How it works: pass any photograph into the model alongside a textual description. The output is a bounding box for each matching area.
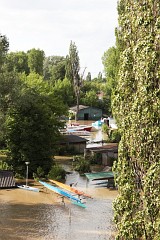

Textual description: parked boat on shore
[17,185,40,192]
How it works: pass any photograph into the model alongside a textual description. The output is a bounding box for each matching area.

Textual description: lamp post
[25,162,30,187]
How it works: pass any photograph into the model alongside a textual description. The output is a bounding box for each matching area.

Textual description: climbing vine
[112,0,160,239]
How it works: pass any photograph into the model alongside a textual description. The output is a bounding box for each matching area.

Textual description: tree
[112,0,160,239]
[0,71,23,148]
[81,90,98,107]
[86,72,91,81]
[53,78,74,107]
[102,46,119,91]
[66,41,83,120]
[0,33,9,71]
[43,56,66,82]
[5,74,67,177]
[27,48,45,75]
[5,51,29,74]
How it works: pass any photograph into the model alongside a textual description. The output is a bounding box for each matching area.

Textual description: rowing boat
[39,180,86,208]
[39,180,81,202]
[49,179,92,198]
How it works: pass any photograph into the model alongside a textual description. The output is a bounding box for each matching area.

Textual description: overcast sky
[0,0,118,77]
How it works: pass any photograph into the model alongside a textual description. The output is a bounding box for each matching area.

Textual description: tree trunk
[75,94,79,121]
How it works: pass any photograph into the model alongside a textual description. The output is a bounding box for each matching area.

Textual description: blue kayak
[39,180,81,203]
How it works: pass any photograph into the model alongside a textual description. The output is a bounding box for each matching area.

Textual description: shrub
[73,156,91,174]
[33,166,45,180]
[48,164,66,180]
[102,124,110,136]
[0,160,9,170]
[89,153,102,164]
[109,130,121,143]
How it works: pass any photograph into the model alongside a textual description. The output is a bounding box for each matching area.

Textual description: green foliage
[0,71,23,147]
[5,74,66,177]
[109,130,121,143]
[73,156,91,174]
[102,46,119,113]
[68,111,75,120]
[48,164,66,180]
[5,51,29,74]
[101,123,110,135]
[0,160,9,170]
[112,0,160,239]
[66,41,82,120]
[33,166,45,179]
[85,72,91,81]
[53,78,74,107]
[80,80,111,115]
[81,90,99,107]
[27,48,45,75]
[89,153,102,165]
[43,56,66,81]
[0,33,9,70]
[102,46,119,90]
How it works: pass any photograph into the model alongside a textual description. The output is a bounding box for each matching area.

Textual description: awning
[84,171,114,181]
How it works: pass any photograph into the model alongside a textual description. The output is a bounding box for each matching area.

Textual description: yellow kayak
[49,179,92,199]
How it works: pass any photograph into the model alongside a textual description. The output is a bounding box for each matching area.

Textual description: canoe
[39,181,87,208]
[49,179,92,199]
[17,185,40,192]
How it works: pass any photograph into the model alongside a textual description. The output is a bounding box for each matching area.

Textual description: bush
[0,160,10,170]
[102,124,110,136]
[48,164,66,180]
[73,156,91,174]
[90,153,102,164]
[109,130,121,143]
[33,166,45,180]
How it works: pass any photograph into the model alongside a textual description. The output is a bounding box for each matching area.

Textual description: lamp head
[25,162,30,165]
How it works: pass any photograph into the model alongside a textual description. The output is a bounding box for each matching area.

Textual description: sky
[0,0,118,78]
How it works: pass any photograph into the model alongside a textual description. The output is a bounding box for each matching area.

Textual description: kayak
[39,180,87,209]
[17,185,40,192]
[49,179,92,199]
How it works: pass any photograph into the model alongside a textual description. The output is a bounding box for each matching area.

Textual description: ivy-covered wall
[112,0,160,239]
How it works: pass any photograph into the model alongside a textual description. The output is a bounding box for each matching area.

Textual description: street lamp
[25,162,30,187]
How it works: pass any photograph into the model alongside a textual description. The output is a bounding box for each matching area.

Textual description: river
[0,121,118,240]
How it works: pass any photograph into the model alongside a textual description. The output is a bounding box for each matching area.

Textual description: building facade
[69,105,102,120]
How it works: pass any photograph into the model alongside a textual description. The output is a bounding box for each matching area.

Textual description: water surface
[1,172,117,240]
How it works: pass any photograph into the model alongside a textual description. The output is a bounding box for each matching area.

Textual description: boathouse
[85,143,118,166]
[69,105,102,120]
[59,135,88,154]
[0,170,16,188]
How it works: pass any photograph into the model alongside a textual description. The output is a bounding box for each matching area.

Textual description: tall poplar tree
[66,41,82,121]
[0,33,9,70]
[112,0,160,239]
